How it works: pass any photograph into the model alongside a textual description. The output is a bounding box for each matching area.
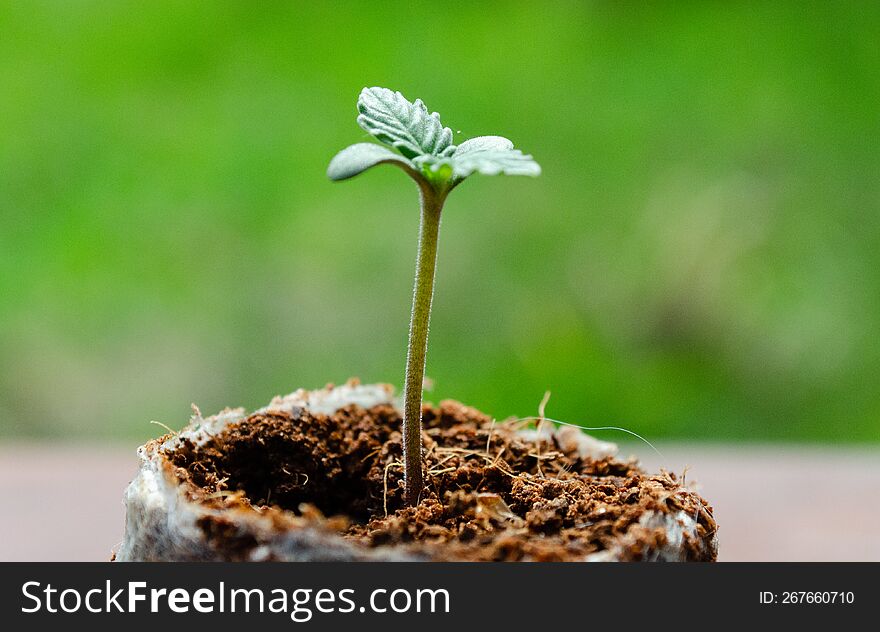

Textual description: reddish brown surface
[2,442,878,561]
[167,402,715,561]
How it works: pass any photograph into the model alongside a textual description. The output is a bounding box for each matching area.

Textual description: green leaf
[357,87,454,160]
[449,148,541,179]
[327,143,417,181]
[454,135,514,154]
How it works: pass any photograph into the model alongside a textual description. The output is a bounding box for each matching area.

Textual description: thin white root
[149,420,177,436]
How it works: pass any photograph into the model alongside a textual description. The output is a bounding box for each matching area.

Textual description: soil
[168,400,717,561]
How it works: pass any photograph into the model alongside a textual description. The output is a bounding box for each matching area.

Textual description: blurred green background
[1,1,878,443]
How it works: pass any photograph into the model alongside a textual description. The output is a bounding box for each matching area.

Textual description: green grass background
[1,1,878,442]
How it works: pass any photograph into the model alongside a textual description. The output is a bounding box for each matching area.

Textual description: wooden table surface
[2,443,878,562]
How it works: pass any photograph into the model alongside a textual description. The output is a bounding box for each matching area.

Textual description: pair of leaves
[328,87,540,187]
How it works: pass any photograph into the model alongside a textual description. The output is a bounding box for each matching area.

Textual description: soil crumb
[168,401,717,561]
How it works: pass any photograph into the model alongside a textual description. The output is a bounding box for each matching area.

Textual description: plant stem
[402,185,446,506]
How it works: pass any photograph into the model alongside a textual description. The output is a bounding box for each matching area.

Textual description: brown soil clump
[168,401,716,561]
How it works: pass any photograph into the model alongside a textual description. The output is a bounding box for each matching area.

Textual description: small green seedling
[328,87,540,506]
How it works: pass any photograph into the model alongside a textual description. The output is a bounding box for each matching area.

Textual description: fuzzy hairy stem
[402,185,446,506]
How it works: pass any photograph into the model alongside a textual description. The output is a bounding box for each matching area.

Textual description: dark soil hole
[169,405,399,521]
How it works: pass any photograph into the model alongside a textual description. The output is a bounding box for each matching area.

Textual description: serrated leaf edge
[356,87,454,159]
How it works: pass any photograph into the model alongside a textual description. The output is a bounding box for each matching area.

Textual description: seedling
[328,87,540,506]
